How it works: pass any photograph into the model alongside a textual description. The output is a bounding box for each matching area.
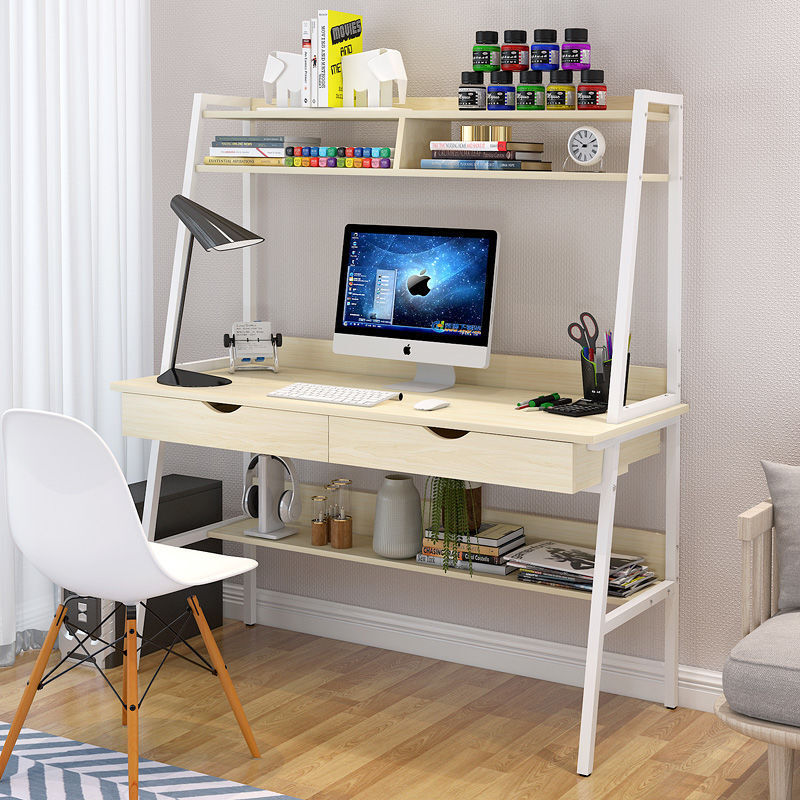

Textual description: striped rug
[0,722,301,799]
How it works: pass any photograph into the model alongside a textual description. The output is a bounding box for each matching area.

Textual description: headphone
[242,455,300,523]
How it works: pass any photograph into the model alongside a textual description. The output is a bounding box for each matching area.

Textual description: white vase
[373,474,422,559]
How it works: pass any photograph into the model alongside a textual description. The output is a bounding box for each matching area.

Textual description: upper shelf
[202,95,671,123]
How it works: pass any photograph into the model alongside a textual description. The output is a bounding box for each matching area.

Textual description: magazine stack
[504,540,656,597]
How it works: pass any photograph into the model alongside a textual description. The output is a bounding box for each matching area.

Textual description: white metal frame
[138,89,684,777]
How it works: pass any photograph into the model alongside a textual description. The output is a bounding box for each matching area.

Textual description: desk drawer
[121,394,329,461]
[329,418,660,493]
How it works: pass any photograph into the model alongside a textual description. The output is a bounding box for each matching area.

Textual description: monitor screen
[334,224,497,347]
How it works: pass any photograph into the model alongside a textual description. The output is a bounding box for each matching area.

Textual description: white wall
[150,0,800,672]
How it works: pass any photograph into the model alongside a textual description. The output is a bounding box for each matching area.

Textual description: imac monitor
[334,223,498,392]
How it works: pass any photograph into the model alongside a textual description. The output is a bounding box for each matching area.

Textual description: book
[213,136,321,145]
[504,540,644,577]
[420,159,552,171]
[302,20,312,108]
[210,146,295,158]
[415,553,518,575]
[421,534,525,557]
[203,157,285,166]
[317,10,363,107]
[420,545,522,566]
[430,150,543,161]
[424,522,524,549]
[310,18,319,107]
[429,140,545,153]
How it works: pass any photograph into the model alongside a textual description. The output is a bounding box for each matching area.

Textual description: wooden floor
[0,620,777,799]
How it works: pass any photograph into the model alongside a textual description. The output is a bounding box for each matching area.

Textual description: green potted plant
[422,477,482,572]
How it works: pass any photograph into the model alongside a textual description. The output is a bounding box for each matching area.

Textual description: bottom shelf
[208,517,661,607]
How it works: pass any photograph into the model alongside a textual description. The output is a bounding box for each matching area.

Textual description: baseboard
[223,583,722,712]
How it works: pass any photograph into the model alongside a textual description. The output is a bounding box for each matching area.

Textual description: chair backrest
[1,409,161,604]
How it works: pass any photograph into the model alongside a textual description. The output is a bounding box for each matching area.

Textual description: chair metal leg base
[187,595,260,757]
[0,605,67,780]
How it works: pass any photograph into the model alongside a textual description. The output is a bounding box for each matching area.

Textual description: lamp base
[156,368,232,387]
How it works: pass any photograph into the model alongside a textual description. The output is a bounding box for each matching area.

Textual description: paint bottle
[458,71,487,110]
[530,29,560,70]
[516,71,546,110]
[577,69,607,110]
[546,70,576,110]
[487,71,515,111]
[561,29,591,70]
[473,31,500,72]
[501,30,529,71]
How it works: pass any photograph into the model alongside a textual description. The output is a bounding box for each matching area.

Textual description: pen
[515,392,561,409]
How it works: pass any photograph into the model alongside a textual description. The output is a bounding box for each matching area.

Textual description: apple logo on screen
[407,268,431,297]
[403,344,411,355]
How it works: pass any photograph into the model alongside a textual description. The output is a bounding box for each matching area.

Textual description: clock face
[568,127,605,165]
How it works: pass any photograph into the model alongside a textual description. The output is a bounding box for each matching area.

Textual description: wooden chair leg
[187,595,260,757]
[0,604,66,779]
[125,606,139,800]
[767,743,793,800]
[122,637,128,727]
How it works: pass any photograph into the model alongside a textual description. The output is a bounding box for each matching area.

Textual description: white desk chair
[0,409,260,800]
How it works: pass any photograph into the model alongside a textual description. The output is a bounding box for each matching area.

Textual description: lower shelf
[196,165,669,182]
[208,517,660,607]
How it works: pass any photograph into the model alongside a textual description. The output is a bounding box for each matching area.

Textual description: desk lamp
[157,195,264,387]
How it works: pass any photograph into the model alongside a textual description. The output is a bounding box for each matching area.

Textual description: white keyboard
[268,382,402,407]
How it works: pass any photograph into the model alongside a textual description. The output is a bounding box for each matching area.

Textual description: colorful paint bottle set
[458,27,607,112]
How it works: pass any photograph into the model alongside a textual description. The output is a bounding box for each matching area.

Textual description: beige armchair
[715,500,800,800]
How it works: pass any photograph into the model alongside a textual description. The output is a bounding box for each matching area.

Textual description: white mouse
[414,399,450,411]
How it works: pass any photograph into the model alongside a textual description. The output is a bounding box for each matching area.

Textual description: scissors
[567,312,599,354]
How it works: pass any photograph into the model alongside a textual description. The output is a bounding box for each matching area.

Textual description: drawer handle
[426,427,469,440]
[203,402,242,414]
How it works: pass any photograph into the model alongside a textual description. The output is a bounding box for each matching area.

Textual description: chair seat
[148,543,257,595]
[723,610,800,728]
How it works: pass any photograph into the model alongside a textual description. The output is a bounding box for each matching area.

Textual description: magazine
[503,540,643,577]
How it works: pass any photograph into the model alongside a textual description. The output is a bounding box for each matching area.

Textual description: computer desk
[112,336,688,775]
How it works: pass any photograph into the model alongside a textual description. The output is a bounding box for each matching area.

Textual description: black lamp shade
[170,194,264,251]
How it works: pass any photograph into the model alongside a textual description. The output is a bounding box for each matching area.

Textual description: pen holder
[580,352,630,404]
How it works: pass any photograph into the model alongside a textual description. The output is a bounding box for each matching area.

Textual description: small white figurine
[263,51,304,108]
[342,48,408,108]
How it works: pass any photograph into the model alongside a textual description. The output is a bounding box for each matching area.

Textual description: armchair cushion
[762,460,800,611]
[723,610,800,727]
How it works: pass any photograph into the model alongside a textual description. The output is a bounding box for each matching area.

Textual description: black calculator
[543,399,608,417]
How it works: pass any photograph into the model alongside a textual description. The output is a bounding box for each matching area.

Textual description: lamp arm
[168,233,194,371]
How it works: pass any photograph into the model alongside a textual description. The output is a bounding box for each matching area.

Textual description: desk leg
[243,544,258,626]
[664,421,680,708]
[577,442,620,777]
[136,441,165,663]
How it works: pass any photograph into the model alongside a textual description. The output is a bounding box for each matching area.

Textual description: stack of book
[504,540,656,597]
[416,522,526,575]
[204,138,394,169]
[205,135,322,166]
[421,139,552,172]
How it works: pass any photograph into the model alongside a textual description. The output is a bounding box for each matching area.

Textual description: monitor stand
[388,363,455,393]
